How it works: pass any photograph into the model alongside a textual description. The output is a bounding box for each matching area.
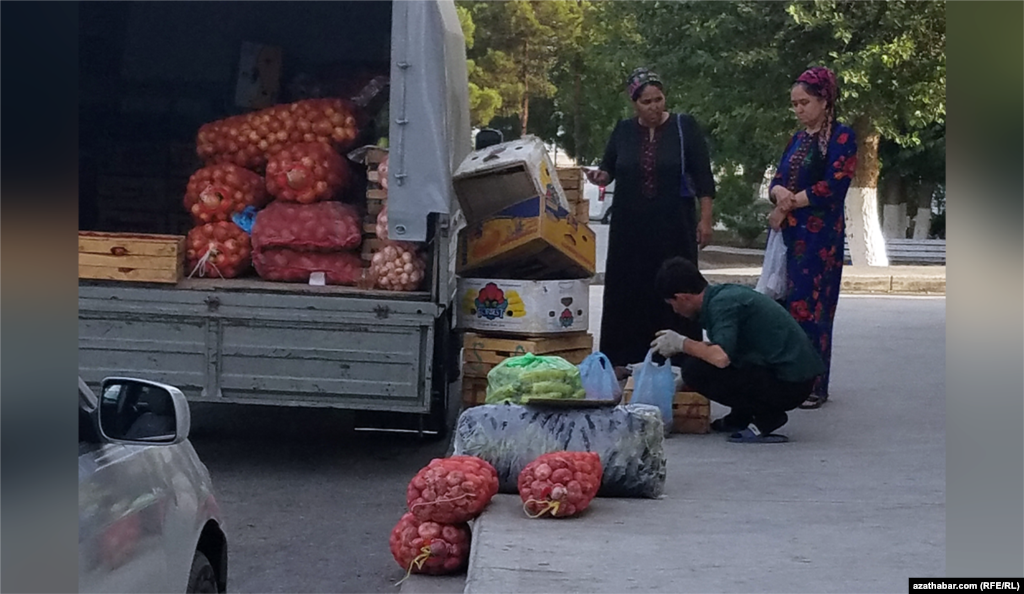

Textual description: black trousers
[683,358,814,434]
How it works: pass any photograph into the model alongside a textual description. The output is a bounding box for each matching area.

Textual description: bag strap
[676,114,695,198]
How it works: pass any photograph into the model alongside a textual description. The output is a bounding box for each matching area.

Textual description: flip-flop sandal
[710,418,748,433]
[799,395,827,409]
[728,428,789,444]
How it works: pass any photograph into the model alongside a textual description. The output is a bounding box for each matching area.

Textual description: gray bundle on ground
[452,403,666,499]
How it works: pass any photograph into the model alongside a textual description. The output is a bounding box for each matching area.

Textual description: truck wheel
[187,551,218,593]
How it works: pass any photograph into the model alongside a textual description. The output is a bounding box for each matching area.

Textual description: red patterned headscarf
[796,66,838,153]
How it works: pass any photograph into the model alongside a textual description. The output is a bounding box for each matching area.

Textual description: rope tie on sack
[188,243,225,279]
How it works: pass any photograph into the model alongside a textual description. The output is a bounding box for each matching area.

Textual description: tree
[459,1,579,135]
[635,0,945,264]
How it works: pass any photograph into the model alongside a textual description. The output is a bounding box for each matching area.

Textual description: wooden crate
[574,199,589,221]
[360,237,385,262]
[79,231,185,284]
[557,167,583,205]
[461,377,489,408]
[622,382,711,434]
[461,331,594,379]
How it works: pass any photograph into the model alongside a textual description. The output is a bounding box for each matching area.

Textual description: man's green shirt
[699,284,825,382]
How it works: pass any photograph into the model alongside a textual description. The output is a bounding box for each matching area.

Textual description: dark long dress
[768,122,858,398]
[598,113,716,368]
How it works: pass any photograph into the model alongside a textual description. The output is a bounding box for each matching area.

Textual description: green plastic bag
[485,353,585,404]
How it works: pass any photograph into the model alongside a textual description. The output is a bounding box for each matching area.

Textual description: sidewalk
[403,295,946,594]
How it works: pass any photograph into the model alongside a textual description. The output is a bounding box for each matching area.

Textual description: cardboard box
[457,278,590,335]
[453,136,570,225]
[456,196,596,279]
[234,42,282,109]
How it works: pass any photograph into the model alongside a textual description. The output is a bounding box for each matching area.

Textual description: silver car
[584,168,615,224]
[79,376,228,593]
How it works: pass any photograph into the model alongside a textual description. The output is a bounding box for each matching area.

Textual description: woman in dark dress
[586,68,716,374]
[767,66,858,409]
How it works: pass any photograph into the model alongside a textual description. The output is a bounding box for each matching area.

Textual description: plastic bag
[755,229,788,301]
[630,349,675,434]
[578,352,622,402]
[453,403,666,498]
[485,353,585,404]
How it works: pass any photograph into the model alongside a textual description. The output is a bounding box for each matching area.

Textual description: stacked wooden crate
[79,231,186,284]
[361,147,389,264]
[461,331,594,408]
[622,376,711,434]
[557,167,589,222]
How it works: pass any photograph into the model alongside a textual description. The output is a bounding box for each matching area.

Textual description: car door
[79,384,178,593]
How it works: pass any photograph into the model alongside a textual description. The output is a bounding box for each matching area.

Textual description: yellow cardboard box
[456,195,596,279]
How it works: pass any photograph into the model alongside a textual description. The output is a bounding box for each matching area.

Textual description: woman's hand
[771,185,795,208]
[697,218,714,249]
[585,168,610,186]
[768,207,788,231]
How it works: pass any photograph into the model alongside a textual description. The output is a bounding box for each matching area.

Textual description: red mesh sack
[186,222,252,279]
[390,513,470,579]
[517,451,603,518]
[184,164,268,224]
[252,248,362,285]
[369,242,427,292]
[407,456,499,524]
[196,98,360,170]
[251,201,362,252]
[265,142,350,204]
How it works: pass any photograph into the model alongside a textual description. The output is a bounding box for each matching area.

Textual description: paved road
[186,288,943,594]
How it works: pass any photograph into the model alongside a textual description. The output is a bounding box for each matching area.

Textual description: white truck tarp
[387,0,472,242]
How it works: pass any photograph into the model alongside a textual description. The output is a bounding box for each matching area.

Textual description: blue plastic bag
[578,352,623,402]
[630,349,675,434]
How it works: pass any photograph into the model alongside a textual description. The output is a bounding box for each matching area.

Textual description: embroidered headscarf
[795,66,838,154]
[626,68,663,102]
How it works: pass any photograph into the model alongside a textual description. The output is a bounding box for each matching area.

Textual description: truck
[78,1,472,436]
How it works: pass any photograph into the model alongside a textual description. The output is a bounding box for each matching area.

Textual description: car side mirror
[98,378,191,445]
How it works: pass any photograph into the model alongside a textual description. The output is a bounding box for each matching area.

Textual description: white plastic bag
[630,349,675,434]
[755,229,788,301]
[578,352,622,402]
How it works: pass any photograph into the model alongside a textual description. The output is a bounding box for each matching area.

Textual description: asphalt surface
[188,406,451,593]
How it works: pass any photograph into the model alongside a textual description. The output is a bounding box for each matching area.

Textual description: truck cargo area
[78,1,470,433]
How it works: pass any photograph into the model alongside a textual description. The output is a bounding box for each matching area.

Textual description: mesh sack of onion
[517,451,603,518]
[252,249,363,286]
[389,512,470,583]
[251,201,362,252]
[196,98,360,171]
[186,222,252,279]
[184,164,269,225]
[407,456,499,524]
[265,142,350,204]
[369,242,427,292]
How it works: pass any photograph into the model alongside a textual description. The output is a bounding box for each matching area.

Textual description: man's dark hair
[655,257,707,299]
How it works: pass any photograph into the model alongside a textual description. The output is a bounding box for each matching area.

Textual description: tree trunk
[573,0,584,161]
[881,175,906,239]
[845,116,889,266]
[912,181,937,240]
[520,41,530,136]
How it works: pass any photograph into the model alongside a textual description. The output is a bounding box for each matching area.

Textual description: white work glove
[650,330,687,357]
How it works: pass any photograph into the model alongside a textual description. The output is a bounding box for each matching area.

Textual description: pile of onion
[251,201,362,252]
[407,456,499,524]
[389,513,470,579]
[186,222,252,279]
[377,153,389,191]
[369,242,427,292]
[375,206,390,241]
[184,164,268,225]
[196,98,360,171]
[265,142,350,204]
[517,451,603,518]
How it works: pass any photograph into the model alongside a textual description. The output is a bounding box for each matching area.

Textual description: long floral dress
[768,123,857,398]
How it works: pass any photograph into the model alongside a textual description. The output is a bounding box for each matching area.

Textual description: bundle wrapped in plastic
[486,353,586,404]
[453,403,666,499]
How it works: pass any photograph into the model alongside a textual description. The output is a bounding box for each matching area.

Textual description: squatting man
[649,257,825,443]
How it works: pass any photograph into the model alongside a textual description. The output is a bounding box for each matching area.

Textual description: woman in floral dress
[768,67,858,409]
